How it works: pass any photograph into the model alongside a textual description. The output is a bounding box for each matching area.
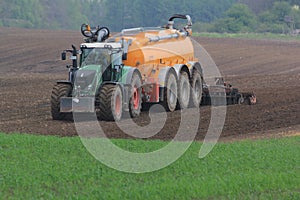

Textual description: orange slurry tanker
[51,14,256,121]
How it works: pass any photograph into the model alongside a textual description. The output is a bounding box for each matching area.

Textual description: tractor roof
[80,43,122,49]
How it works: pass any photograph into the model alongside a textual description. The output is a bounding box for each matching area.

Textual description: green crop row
[0,133,299,199]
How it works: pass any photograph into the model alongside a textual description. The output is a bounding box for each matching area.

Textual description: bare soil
[0,27,299,140]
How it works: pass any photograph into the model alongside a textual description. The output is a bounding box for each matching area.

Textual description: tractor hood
[74,65,102,97]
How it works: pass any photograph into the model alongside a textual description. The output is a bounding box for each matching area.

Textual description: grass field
[0,133,299,199]
[194,32,300,41]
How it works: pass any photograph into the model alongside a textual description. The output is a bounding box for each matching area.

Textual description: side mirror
[61,52,66,60]
[114,64,123,73]
[122,53,128,60]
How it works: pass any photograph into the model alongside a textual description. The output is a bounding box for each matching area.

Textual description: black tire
[206,95,211,106]
[51,83,72,120]
[177,71,190,110]
[163,70,178,112]
[190,70,203,107]
[231,88,239,104]
[201,95,211,106]
[244,97,251,105]
[129,71,142,118]
[226,96,233,105]
[98,84,123,121]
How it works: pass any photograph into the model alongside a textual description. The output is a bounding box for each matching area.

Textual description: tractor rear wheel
[98,84,123,121]
[177,71,190,109]
[163,70,178,112]
[51,83,72,120]
[190,70,203,107]
[129,71,142,118]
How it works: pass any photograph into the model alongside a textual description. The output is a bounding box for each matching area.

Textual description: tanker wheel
[129,71,142,118]
[51,83,72,120]
[163,70,178,112]
[177,71,190,109]
[98,84,123,121]
[243,97,251,105]
[190,70,203,107]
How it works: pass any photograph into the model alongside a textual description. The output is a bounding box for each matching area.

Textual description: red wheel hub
[115,93,121,116]
[133,87,140,110]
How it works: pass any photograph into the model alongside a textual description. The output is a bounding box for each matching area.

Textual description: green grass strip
[0,133,299,199]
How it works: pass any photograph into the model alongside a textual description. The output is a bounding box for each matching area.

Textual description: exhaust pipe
[97,27,110,42]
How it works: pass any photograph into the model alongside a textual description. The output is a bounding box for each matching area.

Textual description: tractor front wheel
[51,83,72,120]
[98,84,123,121]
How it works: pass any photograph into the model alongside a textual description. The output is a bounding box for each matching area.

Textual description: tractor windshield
[81,48,111,68]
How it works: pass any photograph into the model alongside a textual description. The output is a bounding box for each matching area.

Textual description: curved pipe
[167,14,192,30]
[168,14,188,22]
[97,28,110,42]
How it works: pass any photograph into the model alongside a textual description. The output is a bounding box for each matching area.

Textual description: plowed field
[0,27,299,140]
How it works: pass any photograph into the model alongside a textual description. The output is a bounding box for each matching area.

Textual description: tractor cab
[79,43,123,82]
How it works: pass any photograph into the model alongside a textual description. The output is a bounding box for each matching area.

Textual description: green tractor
[51,25,142,121]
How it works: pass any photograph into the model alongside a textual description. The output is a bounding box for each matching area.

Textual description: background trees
[210,4,257,33]
[0,0,235,30]
[0,0,299,34]
[211,1,300,33]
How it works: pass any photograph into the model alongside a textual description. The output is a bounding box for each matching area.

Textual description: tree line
[0,0,235,30]
[0,0,299,34]
[207,0,300,34]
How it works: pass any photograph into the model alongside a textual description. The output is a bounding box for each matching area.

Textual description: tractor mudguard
[98,81,130,111]
[158,67,178,88]
[56,80,73,86]
[100,82,127,99]
[187,61,203,76]
[122,67,140,85]
[173,64,191,79]
[158,67,178,102]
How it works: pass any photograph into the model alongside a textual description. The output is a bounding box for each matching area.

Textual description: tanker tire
[177,71,190,110]
[98,84,123,121]
[244,97,251,105]
[51,83,73,120]
[129,71,142,118]
[190,70,203,108]
[163,70,178,112]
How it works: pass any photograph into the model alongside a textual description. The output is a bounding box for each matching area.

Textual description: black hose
[168,14,187,22]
